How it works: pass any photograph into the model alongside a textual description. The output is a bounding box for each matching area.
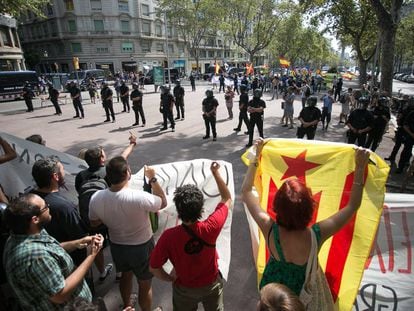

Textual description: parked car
[403,74,414,83]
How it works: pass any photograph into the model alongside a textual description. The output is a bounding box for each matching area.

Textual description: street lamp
[43,50,49,73]
[163,13,171,87]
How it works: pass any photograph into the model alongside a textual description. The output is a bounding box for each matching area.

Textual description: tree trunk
[379,26,397,94]
[249,53,255,64]
[358,57,368,87]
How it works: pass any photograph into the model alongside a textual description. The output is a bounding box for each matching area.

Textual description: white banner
[0,133,234,279]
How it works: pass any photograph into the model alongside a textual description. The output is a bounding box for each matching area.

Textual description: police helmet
[161,85,170,94]
[205,89,214,98]
[175,79,181,85]
[307,96,317,106]
[378,96,388,105]
[253,89,262,98]
[358,96,370,106]
[132,82,139,89]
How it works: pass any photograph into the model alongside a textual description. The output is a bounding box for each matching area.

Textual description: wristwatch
[149,177,157,184]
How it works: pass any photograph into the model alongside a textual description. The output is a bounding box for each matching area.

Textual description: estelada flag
[279,56,290,68]
[241,139,389,311]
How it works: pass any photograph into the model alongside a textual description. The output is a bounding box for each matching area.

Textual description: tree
[395,11,414,71]
[158,0,223,74]
[369,0,405,94]
[0,0,50,17]
[224,0,287,64]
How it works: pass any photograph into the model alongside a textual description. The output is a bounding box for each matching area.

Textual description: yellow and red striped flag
[279,56,290,68]
[215,62,220,74]
[242,139,389,311]
[246,63,254,75]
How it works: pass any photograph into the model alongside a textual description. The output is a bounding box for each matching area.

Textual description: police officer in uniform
[202,89,219,141]
[160,85,175,132]
[22,82,34,112]
[100,82,115,123]
[173,79,185,120]
[119,80,130,113]
[48,83,62,115]
[297,96,321,140]
[69,81,84,118]
[233,84,250,134]
[346,97,374,146]
[365,96,390,151]
[130,82,145,127]
[246,89,266,147]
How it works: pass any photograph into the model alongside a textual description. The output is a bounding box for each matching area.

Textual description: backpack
[78,173,108,229]
[339,94,347,104]
[305,86,311,97]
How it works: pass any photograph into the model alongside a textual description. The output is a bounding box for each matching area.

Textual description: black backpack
[78,172,108,229]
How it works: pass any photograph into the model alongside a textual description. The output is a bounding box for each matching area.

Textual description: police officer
[48,82,62,115]
[173,79,185,120]
[69,81,84,118]
[396,98,414,173]
[160,85,175,132]
[130,82,145,127]
[365,96,390,151]
[22,81,34,112]
[246,89,266,147]
[297,96,321,140]
[346,97,374,146]
[119,80,130,113]
[202,89,219,141]
[233,84,250,134]
[100,82,115,123]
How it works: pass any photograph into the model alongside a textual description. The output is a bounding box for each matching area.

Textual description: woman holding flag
[241,139,370,308]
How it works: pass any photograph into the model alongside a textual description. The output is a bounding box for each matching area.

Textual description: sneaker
[112,119,116,123]
[99,263,113,282]
[282,124,288,127]
[104,119,110,122]
[171,128,175,132]
[213,137,217,141]
[132,122,139,126]
[175,117,180,120]
[203,136,210,139]
[160,127,167,131]
[233,128,241,132]
[244,131,249,135]
[142,123,146,127]
[73,115,80,118]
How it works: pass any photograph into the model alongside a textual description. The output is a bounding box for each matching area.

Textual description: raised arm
[0,137,17,164]
[210,161,232,207]
[241,139,273,236]
[121,132,137,160]
[144,165,167,209]
[318,148,370,243]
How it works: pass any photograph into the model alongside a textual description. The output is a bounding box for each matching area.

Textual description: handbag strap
[181,224,215,248]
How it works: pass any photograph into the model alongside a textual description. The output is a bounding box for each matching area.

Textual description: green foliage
[395,11,414,67]
[0,0,50,17]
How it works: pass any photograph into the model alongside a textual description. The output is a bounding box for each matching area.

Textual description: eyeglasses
[39,203,50,214]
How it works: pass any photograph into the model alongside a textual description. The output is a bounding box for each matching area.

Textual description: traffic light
[72,57,79,70]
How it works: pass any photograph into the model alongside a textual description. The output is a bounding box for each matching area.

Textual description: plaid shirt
[3,229,91,310]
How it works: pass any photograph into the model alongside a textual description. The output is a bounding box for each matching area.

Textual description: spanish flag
[242,139,389,311]
[279,56,290,68]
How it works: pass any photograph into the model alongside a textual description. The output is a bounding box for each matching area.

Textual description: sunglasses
[39,203,50,214]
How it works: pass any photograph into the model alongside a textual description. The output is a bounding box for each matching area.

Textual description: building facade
[0,15,25,71]
[18,0,245,75]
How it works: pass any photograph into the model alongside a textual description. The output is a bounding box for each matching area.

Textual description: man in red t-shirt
[150,161,232,310]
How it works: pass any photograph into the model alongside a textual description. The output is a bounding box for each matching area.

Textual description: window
[96,46,109,53]
[168,44,174,53]
[46,4,54,15]
[178,44,185,54]
[167,26,172,38]
[155,23,162,37]
[141,4,150,16]
[42,23,49,37]
[121,42,133,52]
[141,41,151,52]
[118,0,129,12]
[142,21,150,36]
[94,20,104,32]
[0,27,12,47]
[208,51,214,58]
[200,50,206,58]
[218,39,222,47]
[68,20,77,32]
[90,0,102,11]
[121,21,130,34]
[71,42,82,53]
[216,51,222,58]
[156,43,164,52]
[65,0,74,11]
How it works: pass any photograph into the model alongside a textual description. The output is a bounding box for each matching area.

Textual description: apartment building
[18,0,243,75]
[0,15,25,71]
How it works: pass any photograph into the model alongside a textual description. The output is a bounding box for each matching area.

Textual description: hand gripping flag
[242,139,389,311]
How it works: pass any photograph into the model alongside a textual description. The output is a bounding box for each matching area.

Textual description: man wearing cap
[120,80,130,113]
[131,82,145,127]
[160,85,175,132]
[297,96,321,140]
[48,83,62,115]
[173,80,185,120]
[100,82,115,123]
[69,81,84,118]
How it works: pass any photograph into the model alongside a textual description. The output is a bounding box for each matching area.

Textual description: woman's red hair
[273,179,315,230]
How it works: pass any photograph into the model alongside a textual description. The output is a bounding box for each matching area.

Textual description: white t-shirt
[89,187,162,245]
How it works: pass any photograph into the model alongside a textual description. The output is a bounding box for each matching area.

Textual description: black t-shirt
[202,97,219,116]
[239,93,249,111]
[248,98,266,118]
[120,84,129,96]
[161,93,175,108]
[299,106,321,127]
[347,109,374,129]
[48,87,59,100]
[404,110,414,133]
[173,86,184,98]
[69,86,81,100]
[130,89,143,103]
[75,166,108,193]
[101,87,113,103]
[371,106,390,129]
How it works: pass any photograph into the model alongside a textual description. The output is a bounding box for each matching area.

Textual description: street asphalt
[0,78,413,310]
